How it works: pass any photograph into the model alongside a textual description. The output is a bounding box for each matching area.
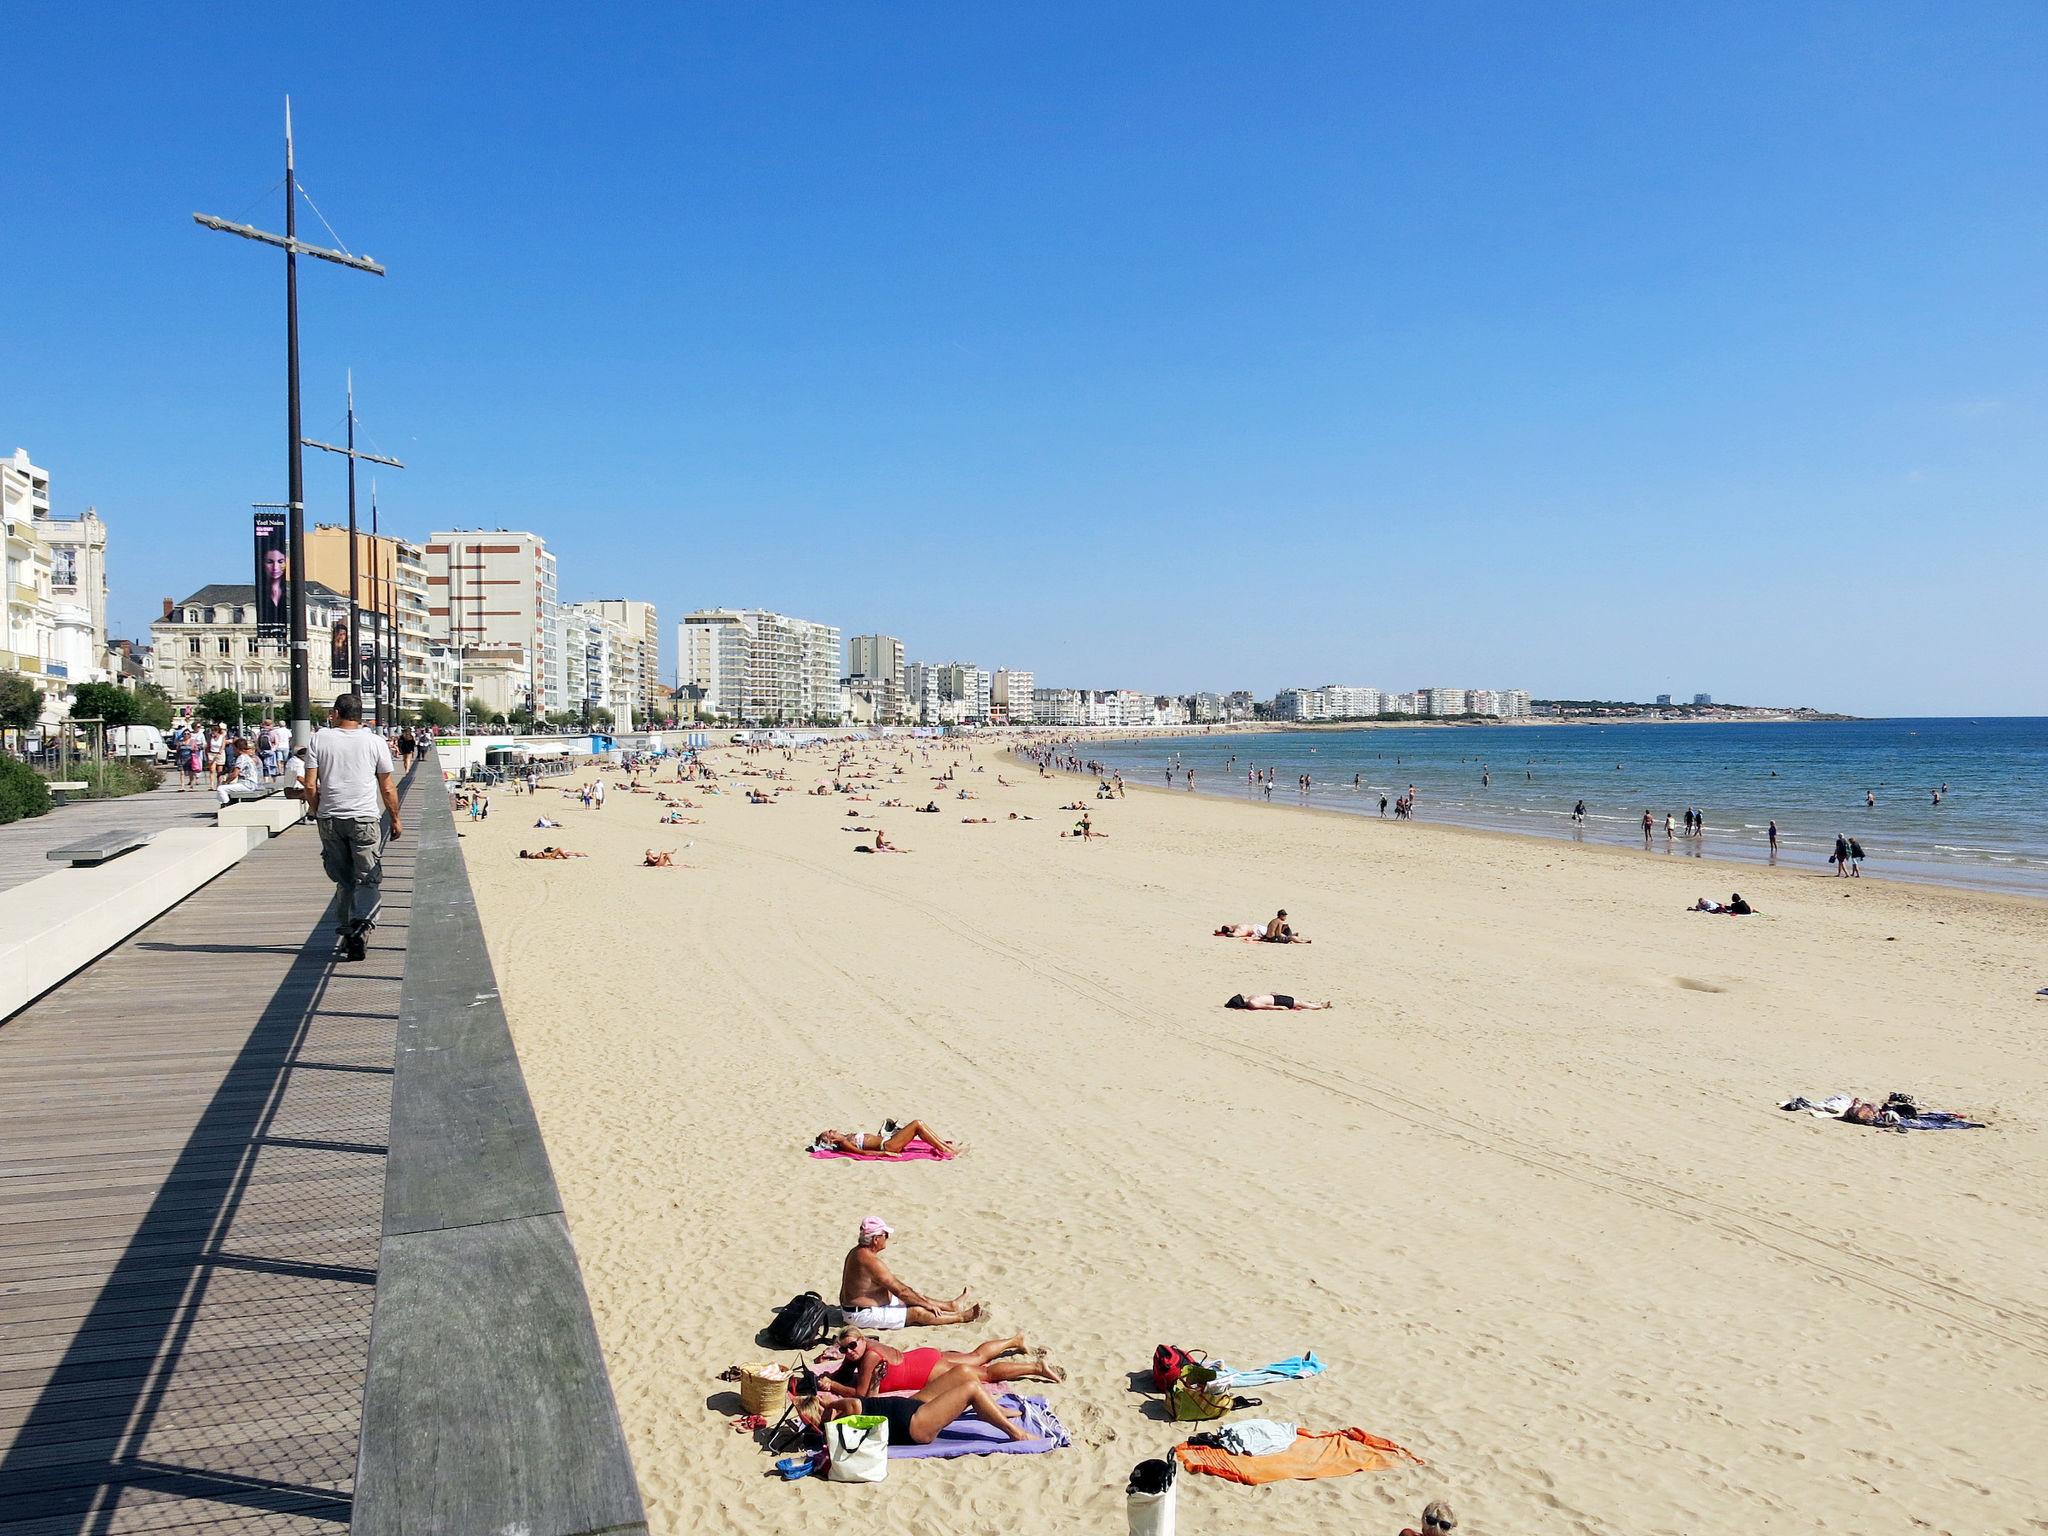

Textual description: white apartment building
[425,530,560,714]
[561,602,640,729]
[991,668,1034,725]
[588,599,661,724]
[1031,687,1086,727]
[904,661,941,725]
[680,608,842,725]
[935,663,991,724]
[1422,687,1467,717]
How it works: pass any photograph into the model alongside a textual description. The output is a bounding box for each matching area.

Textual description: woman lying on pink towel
[808,1119,963,1158]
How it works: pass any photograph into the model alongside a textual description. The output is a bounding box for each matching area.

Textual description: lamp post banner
[330,618,350,679]
[254,511,289,636]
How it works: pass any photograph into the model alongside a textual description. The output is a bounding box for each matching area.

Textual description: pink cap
[858,1216,893,1239]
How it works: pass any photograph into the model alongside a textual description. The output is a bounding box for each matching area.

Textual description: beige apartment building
[424,530,561,715]
[305,525,434,713]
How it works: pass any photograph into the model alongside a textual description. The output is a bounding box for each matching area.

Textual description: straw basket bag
[739,1363,791,1417]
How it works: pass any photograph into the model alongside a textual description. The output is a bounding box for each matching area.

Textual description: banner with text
[253,511,288,637]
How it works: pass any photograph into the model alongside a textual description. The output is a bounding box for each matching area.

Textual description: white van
[106,725,169,763]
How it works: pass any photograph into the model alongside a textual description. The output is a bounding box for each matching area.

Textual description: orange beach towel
[1174,1427,1423,1485]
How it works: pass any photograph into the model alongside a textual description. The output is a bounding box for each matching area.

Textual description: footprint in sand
[1673,976,1727,993]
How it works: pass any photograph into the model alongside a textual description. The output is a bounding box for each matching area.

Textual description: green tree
[591,707,615,730]
[0,671,44,744]
[132,682,175,730]
[194,690,245,730]
[67,681,138,728]
[414,699,456,729]
[487,711,508,729]
[508,704,536,728]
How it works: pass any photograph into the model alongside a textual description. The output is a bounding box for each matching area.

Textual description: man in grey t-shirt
[304,693,402,962]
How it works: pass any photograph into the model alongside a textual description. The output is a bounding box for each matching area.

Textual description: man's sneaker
[343,931,367,963]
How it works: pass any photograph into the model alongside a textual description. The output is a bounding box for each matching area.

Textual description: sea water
[1071,718,2048,897]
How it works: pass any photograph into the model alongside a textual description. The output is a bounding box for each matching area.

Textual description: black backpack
[764,1292,840,1350]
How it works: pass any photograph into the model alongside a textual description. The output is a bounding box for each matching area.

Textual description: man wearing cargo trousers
[303,693,402,962]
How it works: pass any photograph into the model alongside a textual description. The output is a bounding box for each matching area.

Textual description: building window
[236,607,248,624]
[186,609,198,623]
[247,638,261,654]
[218,638,231,656]
[51,548,76,586]
[188,637,201,656]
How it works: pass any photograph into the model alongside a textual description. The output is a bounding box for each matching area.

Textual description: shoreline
[1016,754,2048,912]
[1013,748,2048,903]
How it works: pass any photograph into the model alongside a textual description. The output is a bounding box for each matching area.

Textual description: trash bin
[1127,1456,1177,1536]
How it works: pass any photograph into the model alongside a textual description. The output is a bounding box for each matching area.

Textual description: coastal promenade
[0,782,418,1531]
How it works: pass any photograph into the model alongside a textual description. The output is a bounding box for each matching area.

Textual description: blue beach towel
[886,1394,1069,1459]
[1895,1112,1985,1131]
[1209,1352,1326,1390]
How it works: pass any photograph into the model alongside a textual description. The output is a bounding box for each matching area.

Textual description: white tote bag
[825,1413,890,1483]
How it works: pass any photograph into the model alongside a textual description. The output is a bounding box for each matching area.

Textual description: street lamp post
[304,373,402,717]
[194,99,385,749]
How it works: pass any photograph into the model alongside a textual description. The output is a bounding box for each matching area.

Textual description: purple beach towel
[887,1394,1069,1459]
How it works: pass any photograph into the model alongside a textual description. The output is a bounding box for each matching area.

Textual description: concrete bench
[46,780,89,806]
[3,826,268,1021]
[46,829,156,866]
[222,783,279,803]
[218,795,307,834]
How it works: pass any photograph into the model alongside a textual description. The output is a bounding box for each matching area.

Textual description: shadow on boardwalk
[0,817,413,1533]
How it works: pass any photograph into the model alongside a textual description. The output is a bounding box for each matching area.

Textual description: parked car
[106,725,170,763]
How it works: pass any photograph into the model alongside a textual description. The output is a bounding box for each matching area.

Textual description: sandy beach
[460,743,2048,1535]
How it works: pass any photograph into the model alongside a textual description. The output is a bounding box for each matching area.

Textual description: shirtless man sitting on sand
[840,1216,981,1330]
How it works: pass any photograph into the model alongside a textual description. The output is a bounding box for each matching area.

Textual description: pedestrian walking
[305,693,403,963]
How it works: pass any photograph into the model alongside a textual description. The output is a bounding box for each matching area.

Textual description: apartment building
[991,668,1034,724]
[148,582,374,710]
[680,608,842,725]
[848,634,907,723]
[425,530,560,714]
[586,599,661,724]
[305,524,435,714]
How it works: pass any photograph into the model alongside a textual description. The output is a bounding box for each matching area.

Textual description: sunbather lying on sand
[792,1369,1035,1446]
[1225,993,1333,1011]
[534,816,560,828]
[519,847,586,860]
[827,1330,1063,1395]
[1215,922,1263,939]
[1689,892,1754,914]
[840,1216,980,1329]
[810,1120,961,1157]
[643,849,675,867]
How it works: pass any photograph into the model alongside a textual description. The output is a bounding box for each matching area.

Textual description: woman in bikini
[828,1330,1063,1396]
[809,1120,961,1158]
[792,1368,1037,1448]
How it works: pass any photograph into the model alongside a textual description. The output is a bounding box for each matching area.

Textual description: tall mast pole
[284,98,311,748]
[369,478,381,726]
[346,369,360,699]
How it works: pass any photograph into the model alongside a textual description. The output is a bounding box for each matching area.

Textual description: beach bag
[1168,1360,1260,1422]
[1152,1344,1196,1392]
[1126,1457,1177,1536]
[765,1292,832,1350]
[738,1363,790,1417]
[824,1413,889,1483]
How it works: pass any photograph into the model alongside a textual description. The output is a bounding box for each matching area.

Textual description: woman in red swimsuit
[831,1330,1064,1396]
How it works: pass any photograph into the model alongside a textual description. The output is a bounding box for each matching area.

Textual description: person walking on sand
[1832,832,1851,876]
[1848,836,1865,877]
[304,693,402,963]
[1643,810,1654,846]
[839,1217,981,1330]
[1768,819,1779,855]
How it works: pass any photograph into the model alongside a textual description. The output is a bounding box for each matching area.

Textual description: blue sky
[4,3,2043,715]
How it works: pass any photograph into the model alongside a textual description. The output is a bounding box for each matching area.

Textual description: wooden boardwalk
[0,788,417,1534]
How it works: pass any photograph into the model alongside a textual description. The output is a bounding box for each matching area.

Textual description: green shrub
[45,760,161,800]
[0,756,53,823]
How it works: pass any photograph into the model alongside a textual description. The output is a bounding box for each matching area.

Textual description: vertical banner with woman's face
[253,511,288,636]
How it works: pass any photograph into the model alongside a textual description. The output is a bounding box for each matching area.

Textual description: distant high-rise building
[587,599,662,723]
[991,668,1034,724]
[1693,692,1713,706]
[1655,693,1673,707]
[848,634,907,722]
[425,530,560,713]
[679,608,842,724]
